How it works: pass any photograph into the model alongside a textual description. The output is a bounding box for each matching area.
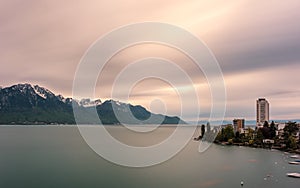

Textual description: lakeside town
[197,98,300,154]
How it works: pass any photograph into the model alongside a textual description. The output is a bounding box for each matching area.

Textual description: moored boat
[286,173,300,178]
[288,161,300,165]
[290,155,300,159]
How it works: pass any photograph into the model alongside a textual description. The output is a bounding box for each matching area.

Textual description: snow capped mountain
[79,98,102,107]
[0,83,185,125]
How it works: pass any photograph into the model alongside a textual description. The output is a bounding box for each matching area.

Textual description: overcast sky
[1,0,300,121]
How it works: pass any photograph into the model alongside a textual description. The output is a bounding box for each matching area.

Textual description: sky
[1,0,300,121]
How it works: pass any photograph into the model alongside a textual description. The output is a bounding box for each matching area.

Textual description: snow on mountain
[33,85,56,99]
[11,83,33,94]
[2,84,105,108]
[33,86,46,99]
[57,95,66,102]
[79,98,102,107]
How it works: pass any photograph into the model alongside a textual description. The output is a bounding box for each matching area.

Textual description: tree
[283,121,299,149]
[234,131,241,143]
[215,128,224,142]
[270,121,276,139]
[263,121,269,128]
[261,126,270,139]
[206,122,211,132]
[247,127,254,140]
[299,130,300,144]
[283,121,299,140]
[215,126,234,142]
[260,121,270,139]
[220,128,225,141]
[287,136,297,149]
[223,125,234,142]
[255,128,264,144]
[201,124,206,137]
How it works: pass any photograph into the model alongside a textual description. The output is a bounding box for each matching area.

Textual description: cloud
[0,0,300,120]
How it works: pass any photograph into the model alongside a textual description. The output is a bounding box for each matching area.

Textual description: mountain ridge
[0,83,185,125]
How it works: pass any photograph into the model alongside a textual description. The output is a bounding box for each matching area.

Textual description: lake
[0,126,299,188]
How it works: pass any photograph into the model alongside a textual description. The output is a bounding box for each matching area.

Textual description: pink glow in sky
[1,0,300,121]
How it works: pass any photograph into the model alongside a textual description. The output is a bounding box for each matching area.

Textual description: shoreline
[213,141,300,154]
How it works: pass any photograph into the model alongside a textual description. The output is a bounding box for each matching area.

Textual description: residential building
[233,119,245,132]
[256,98,269,126]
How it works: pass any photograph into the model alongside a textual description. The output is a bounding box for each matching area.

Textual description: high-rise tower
[256,98,269,126]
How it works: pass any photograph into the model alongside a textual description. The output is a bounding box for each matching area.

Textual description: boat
[286,173,300,178]
[295,159,300,162]
[288,161,300,165]
[290,155,300,159]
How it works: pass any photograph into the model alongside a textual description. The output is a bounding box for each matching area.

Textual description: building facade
[256,98,269,126]
[233,119,245,132]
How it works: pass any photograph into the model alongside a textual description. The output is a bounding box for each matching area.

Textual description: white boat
[286,173,300,178]
[290,155,300,159]
[288,161,300,165]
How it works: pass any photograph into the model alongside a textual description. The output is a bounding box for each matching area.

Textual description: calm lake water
[0,126,299,188]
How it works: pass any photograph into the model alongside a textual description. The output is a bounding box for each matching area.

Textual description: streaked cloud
[0,0,300,121]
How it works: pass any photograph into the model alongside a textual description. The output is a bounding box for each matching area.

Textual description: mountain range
[0,83,185,125]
